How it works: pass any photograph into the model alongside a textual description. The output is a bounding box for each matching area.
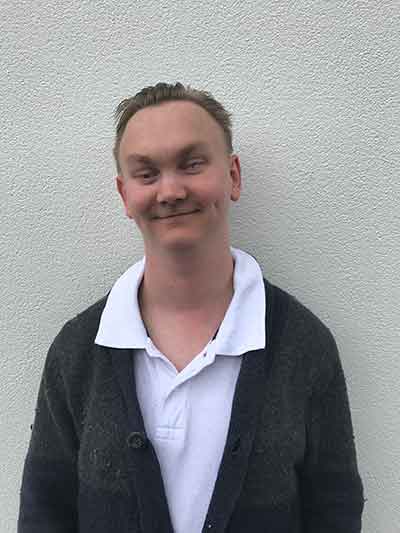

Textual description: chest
[76,343,307,531]
[133,351,243,531]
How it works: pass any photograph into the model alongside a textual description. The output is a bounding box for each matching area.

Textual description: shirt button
[126,431,148,449]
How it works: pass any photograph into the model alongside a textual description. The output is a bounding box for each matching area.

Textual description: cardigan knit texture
[18,279,364,532]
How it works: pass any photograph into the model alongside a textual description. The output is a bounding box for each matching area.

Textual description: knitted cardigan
[18,279,364,532]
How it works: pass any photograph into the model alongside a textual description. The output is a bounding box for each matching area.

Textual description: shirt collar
[95,247,266,355]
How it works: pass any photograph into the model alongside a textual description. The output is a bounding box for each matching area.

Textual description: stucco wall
[1,1,399,531]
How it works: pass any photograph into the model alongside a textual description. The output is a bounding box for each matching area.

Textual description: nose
[156,173,187,205]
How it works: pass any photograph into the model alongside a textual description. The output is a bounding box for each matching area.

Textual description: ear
[229,154,241,201]
[116,175,131,217]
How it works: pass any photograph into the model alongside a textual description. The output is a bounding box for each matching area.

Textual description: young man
[18,82,364,532]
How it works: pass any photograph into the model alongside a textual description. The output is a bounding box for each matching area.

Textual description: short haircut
[113,82,233,173]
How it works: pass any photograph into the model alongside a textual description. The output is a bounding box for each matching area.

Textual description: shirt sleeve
[299,335,364,533]
[18,329,79,533]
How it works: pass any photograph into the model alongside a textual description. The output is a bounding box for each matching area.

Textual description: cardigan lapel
[111,348,174,533]
[201,346,269,532]
[202,280,276,532]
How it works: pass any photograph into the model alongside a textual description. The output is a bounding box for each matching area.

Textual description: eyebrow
[125,142,209,166]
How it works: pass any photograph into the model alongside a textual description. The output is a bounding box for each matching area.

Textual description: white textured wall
[1,1,399,531]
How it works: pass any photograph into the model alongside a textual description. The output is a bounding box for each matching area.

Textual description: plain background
[1,1,399,532]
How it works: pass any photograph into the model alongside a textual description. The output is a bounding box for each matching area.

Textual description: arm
[299,338,364,533]
[18,331,79,533]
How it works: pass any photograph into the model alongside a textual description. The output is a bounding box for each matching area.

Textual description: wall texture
[1,1,399,531]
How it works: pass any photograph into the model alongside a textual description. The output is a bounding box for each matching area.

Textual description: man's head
[114,82,241,255]
[113,82,233,173]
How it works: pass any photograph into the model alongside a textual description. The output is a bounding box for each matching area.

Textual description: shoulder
[58,294,109,345]
[243,249,338,362]
[46,294,109,377]
[265,280,341,395]
[267,281,337,352]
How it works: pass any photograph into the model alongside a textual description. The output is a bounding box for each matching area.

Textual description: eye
[184,159,204,172]
[133,169,158,182]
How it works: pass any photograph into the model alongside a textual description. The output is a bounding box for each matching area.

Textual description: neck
[140,239,234,313]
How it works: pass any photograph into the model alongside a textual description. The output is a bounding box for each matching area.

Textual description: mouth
[156,210,199,220]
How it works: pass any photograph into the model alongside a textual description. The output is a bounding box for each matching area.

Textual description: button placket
[166,386,187,427]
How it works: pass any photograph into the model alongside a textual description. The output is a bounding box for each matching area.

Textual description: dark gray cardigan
[18,279,364,532]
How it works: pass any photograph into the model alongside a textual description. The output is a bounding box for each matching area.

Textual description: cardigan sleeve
[299,335,364,533]
[18,329,79,533]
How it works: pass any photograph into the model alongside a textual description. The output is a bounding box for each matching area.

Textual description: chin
[150,233,208,254]
[162,238,202,252]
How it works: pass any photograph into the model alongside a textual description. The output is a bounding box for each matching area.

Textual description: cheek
[197,176,227,202]
[125,188,151,214]
[211,182,233,207]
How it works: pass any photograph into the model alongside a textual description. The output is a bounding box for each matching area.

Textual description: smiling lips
[156,210,198,219]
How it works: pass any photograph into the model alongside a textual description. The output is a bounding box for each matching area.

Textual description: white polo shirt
[95,247,266,533]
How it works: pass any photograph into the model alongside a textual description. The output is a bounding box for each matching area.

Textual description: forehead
[119,101,227,159]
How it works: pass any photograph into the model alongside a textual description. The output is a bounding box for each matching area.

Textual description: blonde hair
[113,82,233,172]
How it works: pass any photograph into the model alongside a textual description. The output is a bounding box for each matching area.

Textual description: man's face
[116,100,241,254]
